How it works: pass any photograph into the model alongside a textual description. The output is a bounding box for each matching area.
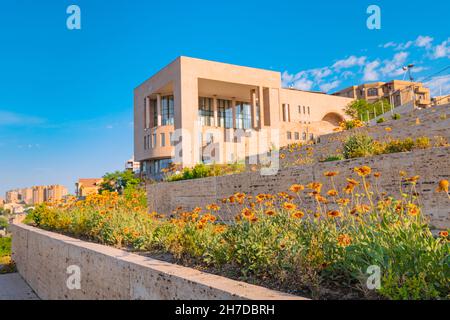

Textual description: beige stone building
[432,94,450,106]
[45,185,68,202]
[134,57,353,179]
[75,179,102,198]
[5,190,20,203]
[32,186,46,205]
[333,80,431,108]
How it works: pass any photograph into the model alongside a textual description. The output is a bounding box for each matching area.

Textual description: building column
[250,89,257,129]
[258,86,265,128]
[231,98,236,129]
[156,94,162,126]
[213,96,218,127]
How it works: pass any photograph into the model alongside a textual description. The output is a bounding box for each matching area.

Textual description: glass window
[150,99,157,127]
[235,101,252,129]
[161,133,165,147]
[144,136,147,150]
[295,132,299,140]
[161,95,174,125]
[367,88,378,96]
[217,99,232,128]
[287,131,292,140]
[303,106,306,114]
[307,106,310,115]
[282,104,289,122]
[302,132,307,140]
[198,97,213,126]
[152,133,156,148]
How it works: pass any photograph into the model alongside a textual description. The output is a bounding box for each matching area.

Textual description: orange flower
[399,170,407,177]
[283,202,297,211]
[206,204,220,211]
[291,211,305,219]
[307,182,323,193]
[315,195,328,203]
[327,189,338,197]
[289,184,305,193]
[373,172,381,178]
[214,225,227,234]
[436,179,449,193]
[337,234,352,247]
[192,207,202,214]
[241,207,253,218]
[324,171,339,177]
[265,209,276,216]
[356,204,370,213]
[405,176,420,184]
[346,178,359,187]
[327,210,342,218]
[385,127,392,132]
[280,154,286,159]
[439,230,448,238]
[354,166,371,177]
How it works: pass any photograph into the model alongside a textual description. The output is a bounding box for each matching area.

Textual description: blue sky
[0,0,449,195]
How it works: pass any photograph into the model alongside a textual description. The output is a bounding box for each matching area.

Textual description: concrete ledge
[10,223,305,300]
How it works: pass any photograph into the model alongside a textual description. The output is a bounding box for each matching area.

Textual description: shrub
[0,217,8,230]
[322,155,344,162]
[339,119,365,131]
[392,113,401,120]
[383,138,415,154]
[166,163,246,182]
[376,117,385,123]
[414,137,431,149]
[343,134,375,159]
[0,237,11,257]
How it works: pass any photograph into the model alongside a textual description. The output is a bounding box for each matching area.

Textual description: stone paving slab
[0,273,39,300]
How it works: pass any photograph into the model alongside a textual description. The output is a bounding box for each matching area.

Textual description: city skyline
[1,0,449,195]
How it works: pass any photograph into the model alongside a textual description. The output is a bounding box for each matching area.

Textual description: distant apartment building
[134,56,353,179]
[75,179,102,198]
[333,80,431,108]
[432,94,450,106]
[20,188,33,205]
[5,190,20,203]
[32,186,46,205]
[125,157,140,173]
[5,185,67,205]
[45,185,68,202]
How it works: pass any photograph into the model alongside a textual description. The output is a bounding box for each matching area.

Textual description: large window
[218,99,232,128]
[235,101,251,129]
[282,104,290,122]
[198,97,214,126]
[367,88,379,96]
[150,99,157,127]
[161,95,174,125]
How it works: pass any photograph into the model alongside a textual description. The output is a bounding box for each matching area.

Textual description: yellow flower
[291,211,305,219]
[354,166,371,177]
[336,198,350,206]
[407,203,420,216]
[337,234,352,247]
[206,204,220,211]
[265,209,276,216]
[385,127,392,132]
[436,179,449,193]
[289,184,305,193]
[373,172,381,178]
[405,176,420,184]
[241,207,253,218]
[283,202,297,211]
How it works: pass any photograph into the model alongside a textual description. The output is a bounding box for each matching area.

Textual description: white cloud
[426,75,450,96]
[395,41,413,51]
[432,39,450,59]
[380,51,409,76]
[0,111,45,126]
[363,60,380,81]
[380,41,397,48]
[310,67,332,82]
[319,80,341,93]
[415,35,433,49]
[332,56,366,70]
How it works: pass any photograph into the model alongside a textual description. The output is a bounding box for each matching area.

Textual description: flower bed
[27,170,450,300]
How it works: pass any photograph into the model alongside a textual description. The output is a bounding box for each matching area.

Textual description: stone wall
[10,223,302,300]
[148,147,450,229]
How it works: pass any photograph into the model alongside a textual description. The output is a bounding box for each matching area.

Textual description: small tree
[98,170,142,194]
[345,99,392,121]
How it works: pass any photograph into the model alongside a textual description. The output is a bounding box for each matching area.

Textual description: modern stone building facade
[134,57,353,179]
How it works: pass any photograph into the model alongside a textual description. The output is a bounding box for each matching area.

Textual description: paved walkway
[0,273,39,300]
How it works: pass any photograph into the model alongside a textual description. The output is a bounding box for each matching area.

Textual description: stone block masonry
[148,147,450,229]
[10,223,304,300]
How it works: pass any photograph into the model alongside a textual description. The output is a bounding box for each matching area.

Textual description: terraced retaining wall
[148,147,450,229]
[10,223,303,300]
